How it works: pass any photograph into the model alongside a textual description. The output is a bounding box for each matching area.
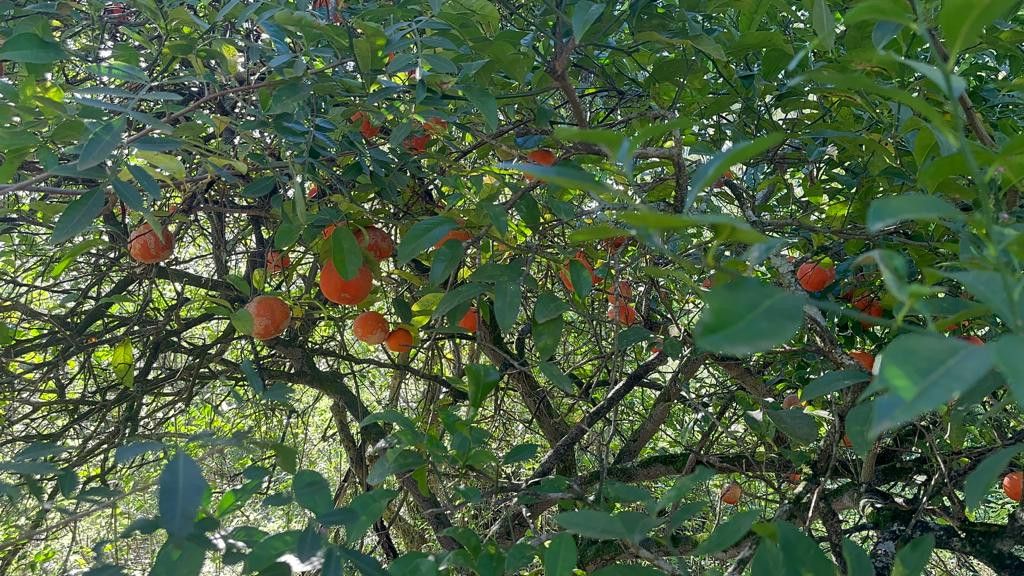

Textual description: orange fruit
[1003,471,1023,502]
[352,311,390,344]
[782,394,802,410]
[786,472,802,485]
[701,277,714,290]
[307,183,320,199]
[849,351,875,372]
[350,112,379,139]
[423,117,448,134]
[720,482,741,505]
[433,229,472,249]
[842,435,853,448]
[385,328,414,353]
[601,236,628,252]
[607,281,633,305]
[961,335,985,346]
[322,222,343,239]
[128,223,175,264]
[458,307,479,333]
[354,225,395,260]
[606,304,638,326]
[320,261,373,306]
[559,251,599,293]
[244,295,291,341]
[265,250,290,273]
[405,134,431,153]
[796,261,836,292]
[527,149,557,166]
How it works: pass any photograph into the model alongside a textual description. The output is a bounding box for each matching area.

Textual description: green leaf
[493,281,522,333]
[695,278,804,356]
[765,409,818,445]
[243,531,300,573]
[292,470,333,515]
[866,193,962,232]
[992,335,1024,409]
[533,317,563,360]
[502,163,616,197]
[150,540,204,576]
[568,224,632,243]
[463,86,498,131]
[572,1,605,42]
[330,225,364,281]
[543,533,577,576]
[694,510,759,555]
[775,522,836,575]
[111,178,146,212]
[115,441,164,464]
[938,0,1019,58]
[812,0,835,49]
[79,118,126,170]
[855,249,912,303]
[434,283,488,319]
[802,370,869,402]
[653,466,714,514]
[539,361,574,393]
[842,539,875,576]
[963,444,1024,510]
[242,176,276,198]
[230,309,253,336]
[867,334,994,437]
[615,326,652,349]
[50,189,106,245]
[466,364,500,411]
[567,259,594,298]
[555,510,629,541]
[502,443,540,465]
[344,489,397,545]
[946,271,1024,331]
[686,133,786,209]
[429,240,465,286]
[892,534,934,576]
[127,165,162,200]
[0,32,66,63]
[158,452,208,540]
[535,292,570,324]
[111,340,135,387]
[397,216,457,266]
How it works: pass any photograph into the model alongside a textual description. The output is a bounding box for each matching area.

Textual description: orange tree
[1,1,1023,575]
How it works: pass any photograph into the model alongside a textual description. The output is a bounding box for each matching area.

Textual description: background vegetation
[1,0,1024,574]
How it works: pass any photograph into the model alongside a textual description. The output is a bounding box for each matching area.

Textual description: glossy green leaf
[695,278,804,356]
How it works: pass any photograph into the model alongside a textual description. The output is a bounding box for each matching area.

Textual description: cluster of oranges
[556,250,637,327]
[348,111,448,155]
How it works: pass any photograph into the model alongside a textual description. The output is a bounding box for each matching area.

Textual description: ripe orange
[320,261,373,306]
[559,251,599,293]
[786,472,802,485]
[796,261,836,292]
[265,250,290,273]
[961,335,985,346]
[244,296,291,341]
[606,304,638,326]
[782,394,802,410]
[405,134,431,153]
[527,149,557,166]
[128,223,175,264]
[458,307,479,333]
[433,229,472,249]
[849,351,875,372]
[701,277,714,290]
[354,225,395,260]
[1004,471,1022,502]
[601,236,628,252]
[352,311,390,344]
[842,435,853,448]
[307,183,320,199]
[322,222,342,239]
[350,112,379,139]
[607,281,633,305]
[423,117,448,134]
[385,328,414,353]
[721,482,741,505]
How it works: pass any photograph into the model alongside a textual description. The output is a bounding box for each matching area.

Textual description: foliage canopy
[1,0,1024,575]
